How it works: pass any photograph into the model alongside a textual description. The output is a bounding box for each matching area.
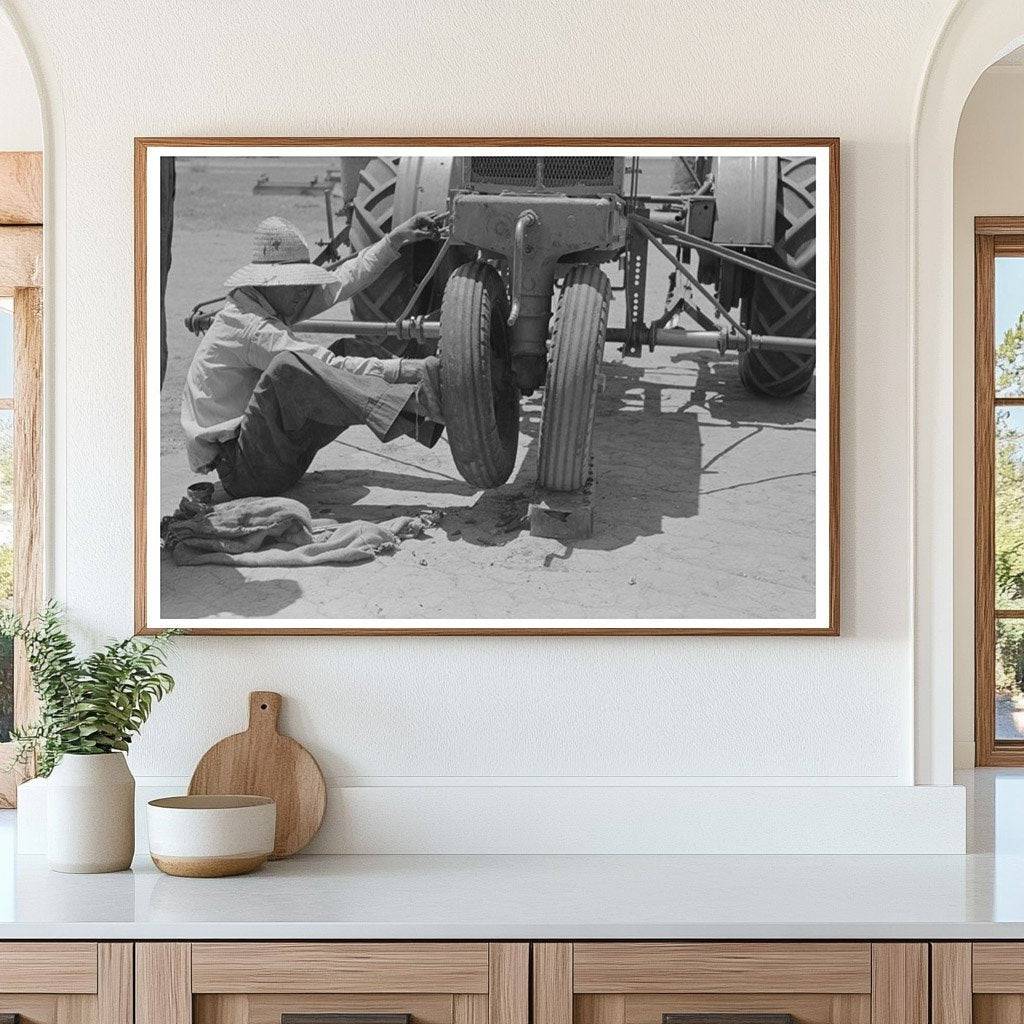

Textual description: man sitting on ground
[181,213,444,498]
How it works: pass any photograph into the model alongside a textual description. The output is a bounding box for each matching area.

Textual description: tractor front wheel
[439,262,521,488]
[536,265,611,493]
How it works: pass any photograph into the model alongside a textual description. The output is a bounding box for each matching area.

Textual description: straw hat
[223,217,338,290]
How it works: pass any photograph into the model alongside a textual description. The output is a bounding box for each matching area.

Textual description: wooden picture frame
[0,151,43,806]
[135,137,840,636]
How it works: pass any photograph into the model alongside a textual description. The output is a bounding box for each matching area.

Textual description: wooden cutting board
[188,691,326,859]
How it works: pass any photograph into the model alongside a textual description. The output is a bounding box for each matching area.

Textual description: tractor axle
[293,318,442,343]
[291,318,812,357]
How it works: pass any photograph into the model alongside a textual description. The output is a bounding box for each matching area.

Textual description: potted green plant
[2,603,178,873]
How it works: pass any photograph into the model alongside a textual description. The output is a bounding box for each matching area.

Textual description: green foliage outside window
[996,313,1024,694]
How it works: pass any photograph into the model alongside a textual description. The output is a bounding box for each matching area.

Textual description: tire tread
[740,156,816,398]
[440,262,519,488]
[537,265,611,492]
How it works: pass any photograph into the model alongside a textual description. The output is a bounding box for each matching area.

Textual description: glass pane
[996,256,1024,396]
[997,407,1024,609]
[998,620,1024,740]
[0,300,12,399]
[0,408,11,742]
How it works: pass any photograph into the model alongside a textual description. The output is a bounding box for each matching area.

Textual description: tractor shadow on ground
[290,468,477,522]
[671,352,817,428]
[259,349,816,558]
[438,359,707,554]
[289,442,536,550]
[544,353,815,556]
[159,553,304,620]
[576,361,703,553]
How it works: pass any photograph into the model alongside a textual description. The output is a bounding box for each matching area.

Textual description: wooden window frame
[975,217,1024,765]
[0,151,43,806]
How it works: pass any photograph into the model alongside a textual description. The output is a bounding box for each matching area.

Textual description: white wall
[0,8,39,151]
[0,0,975,851]
[952,64,1024,767]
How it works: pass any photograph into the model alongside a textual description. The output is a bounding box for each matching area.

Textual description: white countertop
[1,849,1023,940]
[1,769,1022,941]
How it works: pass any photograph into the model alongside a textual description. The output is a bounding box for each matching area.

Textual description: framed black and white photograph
[135,138,839,635]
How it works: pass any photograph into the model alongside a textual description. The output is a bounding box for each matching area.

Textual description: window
[975,221,1024,764]
[0,151,42,806]
[0,288,40,805]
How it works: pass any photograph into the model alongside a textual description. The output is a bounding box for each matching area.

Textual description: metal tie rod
[606,327,814,355]
[631,214,816,294]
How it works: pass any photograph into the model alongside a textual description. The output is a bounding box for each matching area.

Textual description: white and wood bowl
[147,795,276,877]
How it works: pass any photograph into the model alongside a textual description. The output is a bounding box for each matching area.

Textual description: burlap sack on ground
[162,495,435,567]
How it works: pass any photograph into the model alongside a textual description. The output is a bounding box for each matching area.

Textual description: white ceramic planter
[46,752,135,873]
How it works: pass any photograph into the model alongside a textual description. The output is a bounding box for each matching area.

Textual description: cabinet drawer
[572,943,872,994]
[191,943,490,993]
[973,943,1024,992]
[535,943,926,1024]
[0,942,98,993]
[0,942,130,1024]
[139,942,528,1024]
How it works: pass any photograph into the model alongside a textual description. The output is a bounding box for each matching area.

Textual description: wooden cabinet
[533,944,928,1024]
[931,943,1024,1024]
[0,938,943,1024]
[0,942,132,1024]
[136,943,528,1024]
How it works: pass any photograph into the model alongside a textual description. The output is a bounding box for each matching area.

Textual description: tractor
[185,152,817,539]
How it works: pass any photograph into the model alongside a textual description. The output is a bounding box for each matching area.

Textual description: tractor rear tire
[739,156,817,398]
[536,265,611,493]
[348,156,458,355]
[439,262,521,489]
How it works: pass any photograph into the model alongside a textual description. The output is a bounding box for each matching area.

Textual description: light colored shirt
[181,238,400,473]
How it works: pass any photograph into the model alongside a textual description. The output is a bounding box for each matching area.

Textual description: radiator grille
[468,156,617,190]
[469,157,538,187]
[542,156,615,187]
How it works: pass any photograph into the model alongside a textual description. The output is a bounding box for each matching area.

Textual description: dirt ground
[158,157,817,624]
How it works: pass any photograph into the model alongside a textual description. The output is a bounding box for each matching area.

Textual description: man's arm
[331,212,442,301]
[244,316,401,382]
[331,237,400,301]
[244,316,337,371]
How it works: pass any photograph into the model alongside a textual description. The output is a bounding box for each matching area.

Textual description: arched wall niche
[914,0,1024,785]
